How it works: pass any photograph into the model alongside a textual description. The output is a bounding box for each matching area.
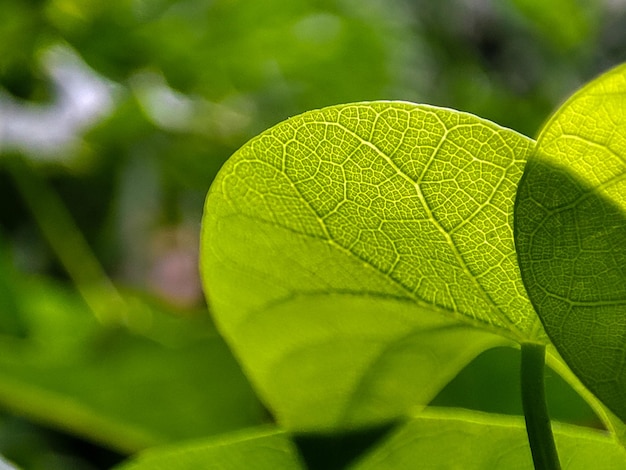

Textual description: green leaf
[353,408,626,469]
[515,64,626,423]
[0,277,265,452]
[115,409,626,470]
[114,426,304,470]
[201,102,543,430]
[511,0,599,51]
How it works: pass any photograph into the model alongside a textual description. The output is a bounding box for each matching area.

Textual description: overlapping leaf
[355,408,626,469]
[201,102,544,430]
[115,409,626,469]
[515,64,626,422]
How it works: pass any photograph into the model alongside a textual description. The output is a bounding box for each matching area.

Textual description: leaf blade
[515,64,626,422]
[114,410,626,470]
[353,408,626,470]
[114,426,304,470]
[202,102,541,430]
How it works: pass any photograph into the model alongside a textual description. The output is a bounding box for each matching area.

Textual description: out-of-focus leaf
[0,276,265,453]
[0,235,27,337]
[134,0,407,109]
[0,0,48,100]
[511,0,599,50]
[47,0,410,113]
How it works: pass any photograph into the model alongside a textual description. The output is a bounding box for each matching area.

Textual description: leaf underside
[515,64,626,423]
[201,101,544,430]
[115,409,626,470]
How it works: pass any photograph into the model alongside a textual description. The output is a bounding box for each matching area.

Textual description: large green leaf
[201,102,543,431]
[515,64,626,422]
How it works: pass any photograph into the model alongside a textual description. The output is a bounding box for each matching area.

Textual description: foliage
[515,65,626,423]
[191,63,626,469]
[117,410,626,470]
[1,0,626,469]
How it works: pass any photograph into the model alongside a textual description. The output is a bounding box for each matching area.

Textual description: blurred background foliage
[0,0,625,468]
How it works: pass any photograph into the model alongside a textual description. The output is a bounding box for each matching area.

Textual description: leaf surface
[201,102,542,430]
[115,427,304,470]
[515,64,626,422]
[115,410,626,470]
[353,408,626,469]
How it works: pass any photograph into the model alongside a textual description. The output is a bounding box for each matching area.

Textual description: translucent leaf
[114,426,304,470]
[515,64,626,422]
[115,410,626,470]
[201,102,543,430]
[354,408,626,469]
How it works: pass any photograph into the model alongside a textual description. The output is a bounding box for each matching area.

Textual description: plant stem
[521,342,561,470]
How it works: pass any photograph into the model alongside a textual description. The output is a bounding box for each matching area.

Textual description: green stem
[521,342,561,470]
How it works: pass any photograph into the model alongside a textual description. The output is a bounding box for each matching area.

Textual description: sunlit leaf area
[0,0,625,469]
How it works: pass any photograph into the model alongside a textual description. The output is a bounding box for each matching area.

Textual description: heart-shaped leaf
[202,102,543,429]
[515,64,626,422]
[201,102,544,430]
